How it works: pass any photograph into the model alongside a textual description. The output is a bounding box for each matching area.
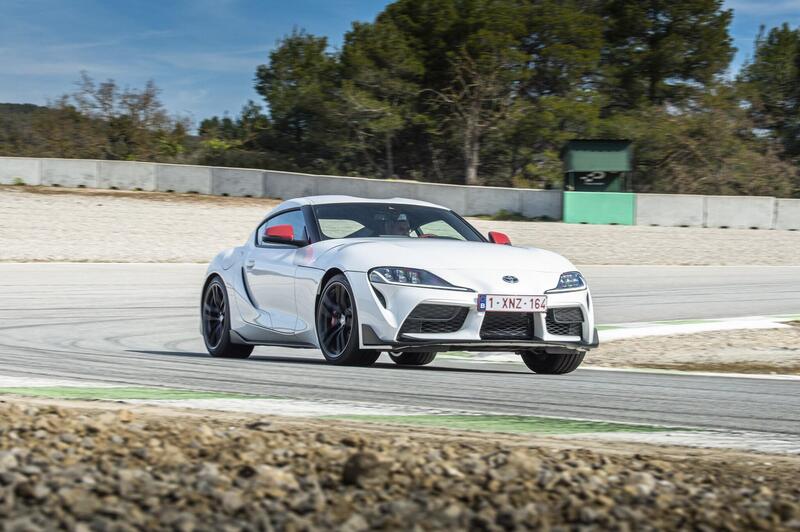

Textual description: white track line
[599,315,795,342]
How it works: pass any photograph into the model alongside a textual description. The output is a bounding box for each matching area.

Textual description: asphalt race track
[587,265,800,322]
[1,263,799,436]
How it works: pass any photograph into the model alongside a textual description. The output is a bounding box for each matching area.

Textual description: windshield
[313,203,484,242]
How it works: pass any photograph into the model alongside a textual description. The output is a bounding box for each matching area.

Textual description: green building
[563,139,632,192]
[561,139,635,225]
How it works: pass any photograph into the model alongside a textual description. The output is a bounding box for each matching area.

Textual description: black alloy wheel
[203,281,226,348]
[319,281,353,357]
[317,274,380,366]
[202,277,253,359]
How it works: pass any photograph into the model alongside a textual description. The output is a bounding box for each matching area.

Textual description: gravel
[2,185,799,265]
[1,400,799,531]
[587,325,800,374]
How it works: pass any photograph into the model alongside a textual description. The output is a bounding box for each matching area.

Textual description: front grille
[480,312,534,340]
[398,304,469,337]
[546,308,583,336]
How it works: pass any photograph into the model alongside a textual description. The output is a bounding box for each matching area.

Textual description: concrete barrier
[41,159,98,188]
[775,199,800,230]
[636,193,704,227]
[367,179,420,200]
[211,167,264,197]
[315,174,377,198]
[0,157,41,185]
[414,182,468,213]
[264,170,475,213]
[327,176,421,200]
[465,186,521,216]
[0,157,561,218]
[98,161,156,191]
[5,156,798,230]
[156,163,212,194]
[705,195,776,229]
[265,170,320,199]
[520,189,562,220]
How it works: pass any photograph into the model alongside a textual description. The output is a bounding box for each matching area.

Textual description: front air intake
[398,304,469,338]
[479,312,534,340]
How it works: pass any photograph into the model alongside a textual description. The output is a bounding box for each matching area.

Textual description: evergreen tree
[340,20,423,178]
[739,24,800,157]
[254,30,342,173]
[600,0,734,109]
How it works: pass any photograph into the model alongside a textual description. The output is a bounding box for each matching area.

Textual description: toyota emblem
[502,275,519,284]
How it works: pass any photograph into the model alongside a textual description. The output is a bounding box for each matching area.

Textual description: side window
[257,210,307,245]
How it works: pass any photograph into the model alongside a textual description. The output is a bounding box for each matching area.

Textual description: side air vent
[546,308,583,336]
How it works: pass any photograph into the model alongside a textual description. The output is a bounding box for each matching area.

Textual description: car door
[244,209,308,333]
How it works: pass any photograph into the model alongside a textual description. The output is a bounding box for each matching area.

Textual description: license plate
[478,295,547,313]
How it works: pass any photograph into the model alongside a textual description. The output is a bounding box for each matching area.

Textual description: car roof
[269,195,448,215]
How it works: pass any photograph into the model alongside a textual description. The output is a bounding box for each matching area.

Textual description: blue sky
[1,0,798,125]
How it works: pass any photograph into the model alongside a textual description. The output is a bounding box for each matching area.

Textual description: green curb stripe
[330,414,677,435]
[0,386,258,400]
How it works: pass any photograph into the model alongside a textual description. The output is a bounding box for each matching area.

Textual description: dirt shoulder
[3,185,800,265]
[588,325,800,374]
[1,397,798,531]
[0,186,279,263]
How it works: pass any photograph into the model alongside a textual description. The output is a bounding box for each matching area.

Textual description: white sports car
[201,196,597,374]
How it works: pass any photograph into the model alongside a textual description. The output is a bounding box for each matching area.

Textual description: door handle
[245,259,255,269]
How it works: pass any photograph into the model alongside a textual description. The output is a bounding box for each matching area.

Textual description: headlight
[368,267,469,291]
[546,271,586,293]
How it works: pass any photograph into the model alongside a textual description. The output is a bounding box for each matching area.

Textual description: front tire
[520,351,584,374]
[202,277,253,359]
[389,351,437,366]
[316,274,380,366]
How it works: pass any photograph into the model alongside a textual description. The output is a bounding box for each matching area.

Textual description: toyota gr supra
[201,196,598,374]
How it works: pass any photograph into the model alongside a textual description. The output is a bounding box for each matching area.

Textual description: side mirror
[265,224,294,242]
[488,231,511,245]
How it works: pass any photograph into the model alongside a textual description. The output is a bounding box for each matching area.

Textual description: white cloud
[152,47,271,73]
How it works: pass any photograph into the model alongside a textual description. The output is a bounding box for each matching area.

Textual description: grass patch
[331,414,677,435]
[0,386,260,401]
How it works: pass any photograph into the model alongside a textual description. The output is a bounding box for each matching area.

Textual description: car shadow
[126,350,529,375]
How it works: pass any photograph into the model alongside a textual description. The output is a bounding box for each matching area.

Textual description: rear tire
[316,274,380,366]
[202,277,254,359]
[389,351,437,366]
[520,351,584,374]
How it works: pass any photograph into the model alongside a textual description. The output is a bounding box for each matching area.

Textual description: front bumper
[360,329,600,353]
[347,271,597,352]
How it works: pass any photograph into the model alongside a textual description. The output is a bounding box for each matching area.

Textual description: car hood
[308,238,576,274]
